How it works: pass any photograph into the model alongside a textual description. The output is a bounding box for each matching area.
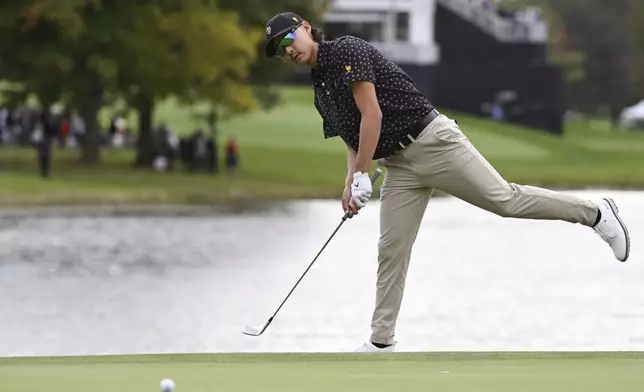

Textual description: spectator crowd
[0,105,239,177]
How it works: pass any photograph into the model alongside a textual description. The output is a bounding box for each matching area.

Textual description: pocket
[377,157,391,167]
[431,121,465,143]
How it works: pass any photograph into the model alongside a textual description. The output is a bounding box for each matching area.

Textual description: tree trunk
[79,77,104,164]
[609,104,620,128]
[134,95,155,167]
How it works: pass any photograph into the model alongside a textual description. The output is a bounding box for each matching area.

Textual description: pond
[0,190,642,357]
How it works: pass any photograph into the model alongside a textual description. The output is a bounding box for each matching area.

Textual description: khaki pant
[370,114,599,346]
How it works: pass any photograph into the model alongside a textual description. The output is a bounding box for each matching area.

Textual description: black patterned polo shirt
[310,36,435,159]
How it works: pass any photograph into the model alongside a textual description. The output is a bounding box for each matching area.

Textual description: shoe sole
[604,197,630,262]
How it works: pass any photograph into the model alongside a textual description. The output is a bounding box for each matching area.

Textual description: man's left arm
[348,84,381,209]
[351,81,382,173]
[338,39,382,174]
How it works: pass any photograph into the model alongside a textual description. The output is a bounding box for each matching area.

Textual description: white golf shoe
[593,198,630,262]
[353,341,396,353]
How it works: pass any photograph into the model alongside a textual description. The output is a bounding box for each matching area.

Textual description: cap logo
[292,17,299,22]
[266,26,271,35]
[345,65,352,72]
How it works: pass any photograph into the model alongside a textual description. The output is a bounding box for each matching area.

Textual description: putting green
[2,352,643,392]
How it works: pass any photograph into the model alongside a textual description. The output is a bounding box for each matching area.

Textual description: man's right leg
[368,161,433,348]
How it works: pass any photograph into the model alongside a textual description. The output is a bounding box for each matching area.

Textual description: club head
[242,326,261,336]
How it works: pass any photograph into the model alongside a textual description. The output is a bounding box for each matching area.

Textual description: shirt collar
[312,40,335,79]
[316,40,334,69]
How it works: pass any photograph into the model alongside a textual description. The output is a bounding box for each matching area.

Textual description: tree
[0,1,120,163]
[111,1,262,166]
[217,0,328,108]
[629,0,644,98]
[0,0,262,165]
[496,0,640,120]
[544,0,639,120]
[496,0,586,84]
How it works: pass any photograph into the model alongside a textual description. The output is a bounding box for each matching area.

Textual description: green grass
[2,85,644,207]
[0,146,348,206]
[1,352,643,392]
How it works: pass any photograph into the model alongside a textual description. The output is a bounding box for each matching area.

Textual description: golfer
[263,12,631,352]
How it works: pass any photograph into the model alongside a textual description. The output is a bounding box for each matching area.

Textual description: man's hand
[350,171,373,208]
[342,185,359,216]
[343,146,359,216]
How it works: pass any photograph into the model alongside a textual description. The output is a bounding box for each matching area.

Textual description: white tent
[619,100,644,130]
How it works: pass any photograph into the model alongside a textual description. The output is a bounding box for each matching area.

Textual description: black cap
[264,12,305,57]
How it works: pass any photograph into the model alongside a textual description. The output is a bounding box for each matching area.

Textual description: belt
[394,108,439,152]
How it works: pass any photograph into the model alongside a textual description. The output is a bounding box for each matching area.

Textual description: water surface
[1,190,642,357]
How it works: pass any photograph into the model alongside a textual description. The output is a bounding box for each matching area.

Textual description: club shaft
[267,218,346,321]
[252,168,382,334]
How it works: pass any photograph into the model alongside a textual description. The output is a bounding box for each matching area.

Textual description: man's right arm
[342,145,359,215]
[346,146,358,187]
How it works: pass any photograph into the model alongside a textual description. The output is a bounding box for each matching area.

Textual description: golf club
[242,168,383,337]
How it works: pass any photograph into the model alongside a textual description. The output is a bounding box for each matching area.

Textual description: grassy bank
[2,86,644,207]
[0,146,348,206]
[2,352,643,392]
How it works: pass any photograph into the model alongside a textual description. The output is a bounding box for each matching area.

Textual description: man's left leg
[414,116,630,262]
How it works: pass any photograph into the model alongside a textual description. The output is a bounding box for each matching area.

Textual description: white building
[323,0,440,65]
[306,0,563,134]
[321,0,547,65]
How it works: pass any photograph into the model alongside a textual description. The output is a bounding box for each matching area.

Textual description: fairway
[2,353,643,392]
[3,86,644,207]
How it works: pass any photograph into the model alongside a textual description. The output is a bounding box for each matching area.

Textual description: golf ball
[160,378,175,392]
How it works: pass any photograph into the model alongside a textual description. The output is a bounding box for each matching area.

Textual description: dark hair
[311,27,326,42]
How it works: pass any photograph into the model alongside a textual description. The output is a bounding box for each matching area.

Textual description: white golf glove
[351,171,373,208]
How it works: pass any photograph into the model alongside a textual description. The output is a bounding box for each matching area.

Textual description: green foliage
[0,0,264,163]
[547,0,639,117]
[216,0,327,110]
[629,1,644,95]
[499,0,642,117]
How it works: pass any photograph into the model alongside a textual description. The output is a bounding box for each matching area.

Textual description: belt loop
[407,134,415,143]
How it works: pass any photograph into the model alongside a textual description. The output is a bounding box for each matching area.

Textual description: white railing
[437,0,547,43]
[370,42,439,64]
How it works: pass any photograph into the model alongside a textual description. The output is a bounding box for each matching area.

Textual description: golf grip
[344,168,383,220]
[370,168,383,183]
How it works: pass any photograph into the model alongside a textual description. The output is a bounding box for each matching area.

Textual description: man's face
[276,23,315,65]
